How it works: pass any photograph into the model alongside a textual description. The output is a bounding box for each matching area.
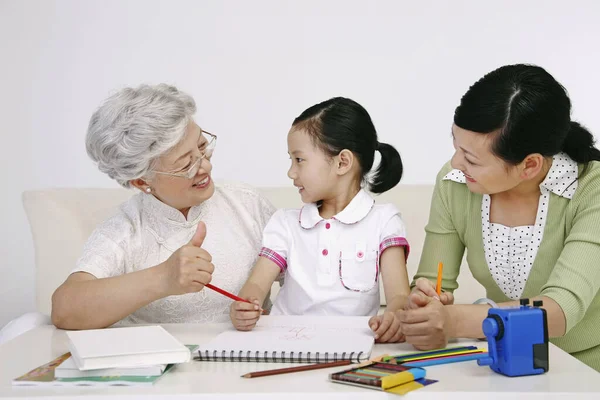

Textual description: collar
[142,191,208,228]
[299,189,375,229]
[442,152,579,199]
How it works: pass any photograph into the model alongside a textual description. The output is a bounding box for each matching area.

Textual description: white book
[197,315,375,363]
[66,325,191,370]
[54,356,166,378]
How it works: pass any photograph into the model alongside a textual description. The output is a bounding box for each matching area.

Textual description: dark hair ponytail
[292,97,403,194]
[370,142,403,193]
[562,122,600,164]
[454,64,600,165]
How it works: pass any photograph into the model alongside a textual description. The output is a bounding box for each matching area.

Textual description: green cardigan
[414,161,600,371]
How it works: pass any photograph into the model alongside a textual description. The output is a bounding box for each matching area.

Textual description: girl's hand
[405,277,454,310]
[398,296,453,350]
[369,311,405,343]
[229,297,262,331]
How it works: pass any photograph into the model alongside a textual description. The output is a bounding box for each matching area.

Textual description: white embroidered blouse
[72,182,275,324]
[443,153,578,299]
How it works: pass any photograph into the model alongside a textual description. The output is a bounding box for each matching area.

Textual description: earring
[145,187,152,193]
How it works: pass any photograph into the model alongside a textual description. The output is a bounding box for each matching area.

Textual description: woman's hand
[405,277,454,310]
[230,297,262,331]
[369,311,405,343]
[398,296,454,350]
[160,222,215,296]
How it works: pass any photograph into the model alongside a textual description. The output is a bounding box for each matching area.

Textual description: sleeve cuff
[379,236,410,260]
[259,247,287,272]
[542,288,583,334]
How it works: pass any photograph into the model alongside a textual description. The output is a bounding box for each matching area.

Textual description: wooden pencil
[436,262,444,296]
[404,352,488,367]
[205,283,251,304]
[383,346,478,362]
[242,360,352,378]
[392,348,483,362]
[205,284,264,312]
[398,349,485,363]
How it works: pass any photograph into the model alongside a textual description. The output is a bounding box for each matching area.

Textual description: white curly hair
[86,84,197,188]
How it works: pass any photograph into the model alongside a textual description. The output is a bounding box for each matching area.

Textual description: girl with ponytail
[407,64,600,372]
[230,97,410,343]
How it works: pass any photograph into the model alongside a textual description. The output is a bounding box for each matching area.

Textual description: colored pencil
[383,346,478,362]
[242,360,352,378]
[436,262,444,296]
[205,283,259,309]
[394,349,485,363]
[404,352,488,367]
[330,361,437,393]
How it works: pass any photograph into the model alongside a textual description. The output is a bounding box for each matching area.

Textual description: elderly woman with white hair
[50,84,275,329]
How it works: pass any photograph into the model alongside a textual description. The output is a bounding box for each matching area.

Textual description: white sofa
[3,185,483,342]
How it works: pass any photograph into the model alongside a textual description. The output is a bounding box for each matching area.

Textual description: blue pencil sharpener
[477,298,549,377]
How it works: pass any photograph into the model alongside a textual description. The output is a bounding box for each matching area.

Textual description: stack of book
[13,325,195,386]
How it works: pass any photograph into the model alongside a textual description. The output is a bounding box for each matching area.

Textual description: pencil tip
[242,373,251,378]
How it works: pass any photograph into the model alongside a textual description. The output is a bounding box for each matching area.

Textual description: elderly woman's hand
[405,277,454,310]
[397,296,454,350]
[160,222,215,296]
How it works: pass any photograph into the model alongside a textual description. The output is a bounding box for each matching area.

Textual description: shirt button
[325,223,331,229]
[322,249,328,256]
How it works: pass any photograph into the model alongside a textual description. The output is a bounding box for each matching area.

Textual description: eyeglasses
[154,130,217,179]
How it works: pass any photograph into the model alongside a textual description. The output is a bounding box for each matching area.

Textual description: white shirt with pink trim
[260,189,409,317]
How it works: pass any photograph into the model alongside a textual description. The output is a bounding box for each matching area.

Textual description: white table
[0,323,598,399]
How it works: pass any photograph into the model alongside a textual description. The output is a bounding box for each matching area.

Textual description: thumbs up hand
[188,220,207,247]
[160,221,215,296]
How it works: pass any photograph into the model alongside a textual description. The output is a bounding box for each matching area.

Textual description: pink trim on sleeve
[259,247,288,272]
[379,236,410,260]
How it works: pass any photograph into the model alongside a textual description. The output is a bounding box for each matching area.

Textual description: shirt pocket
[338,242,379,292]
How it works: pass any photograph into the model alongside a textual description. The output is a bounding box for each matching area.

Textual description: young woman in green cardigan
[400,64,600,371]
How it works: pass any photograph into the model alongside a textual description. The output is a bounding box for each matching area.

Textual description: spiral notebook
[197,315,374,363]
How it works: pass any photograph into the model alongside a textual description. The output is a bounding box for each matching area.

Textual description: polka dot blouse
[444,153,578,299]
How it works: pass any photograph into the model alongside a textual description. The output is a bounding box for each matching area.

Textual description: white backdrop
[1,0,599,327]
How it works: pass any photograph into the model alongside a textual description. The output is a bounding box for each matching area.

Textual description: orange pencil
[436,262,444,296]
[242,360,352,378]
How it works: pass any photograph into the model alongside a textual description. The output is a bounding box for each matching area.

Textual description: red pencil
[205,283,258,308]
